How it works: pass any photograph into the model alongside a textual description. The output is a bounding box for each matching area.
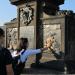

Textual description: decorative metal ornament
[20,5,33,25]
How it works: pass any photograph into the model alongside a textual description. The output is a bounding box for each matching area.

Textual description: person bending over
[12,38,51,75]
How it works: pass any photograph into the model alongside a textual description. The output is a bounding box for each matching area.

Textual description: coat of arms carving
[20,5,34,25]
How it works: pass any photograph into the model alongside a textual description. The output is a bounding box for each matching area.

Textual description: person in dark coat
[0,28,14,75]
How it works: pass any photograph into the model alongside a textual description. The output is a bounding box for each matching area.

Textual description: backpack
[12,50,26,75]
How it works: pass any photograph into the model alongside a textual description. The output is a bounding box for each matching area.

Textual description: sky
[0,0,75,26]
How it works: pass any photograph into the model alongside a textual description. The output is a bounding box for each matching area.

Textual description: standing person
[12,38,51,75]
[0,28,14,75]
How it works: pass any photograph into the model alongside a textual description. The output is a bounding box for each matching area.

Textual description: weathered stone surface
[20,26,34,49]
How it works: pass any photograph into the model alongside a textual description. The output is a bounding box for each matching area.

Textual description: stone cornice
[9,0,35,5]
[9,0,64,5]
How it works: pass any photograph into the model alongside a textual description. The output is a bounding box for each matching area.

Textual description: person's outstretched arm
[28,47,49,55]
[40,47,49,52]
[20,47,49,63]
[20,40,51,63]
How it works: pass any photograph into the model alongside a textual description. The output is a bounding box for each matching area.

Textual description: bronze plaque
[44,24,61,51]
[41,24,63,61]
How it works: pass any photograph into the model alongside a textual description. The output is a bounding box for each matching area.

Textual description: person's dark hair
[17,38,28,52]
[0,28,4,37]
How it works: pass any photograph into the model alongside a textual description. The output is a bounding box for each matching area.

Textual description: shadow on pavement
[22,60,65,74]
